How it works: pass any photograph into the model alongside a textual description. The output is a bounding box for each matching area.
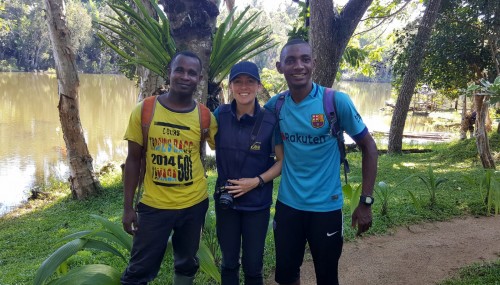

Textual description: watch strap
[257,175,265,188]
[360,195,374,205]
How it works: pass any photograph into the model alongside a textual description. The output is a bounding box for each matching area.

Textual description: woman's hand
[226,177,260,198]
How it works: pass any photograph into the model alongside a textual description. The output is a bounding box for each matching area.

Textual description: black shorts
[273,200,343,285]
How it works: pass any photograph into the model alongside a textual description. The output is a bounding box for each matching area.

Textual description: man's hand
[123,208,138,235]
[351,204,373,236]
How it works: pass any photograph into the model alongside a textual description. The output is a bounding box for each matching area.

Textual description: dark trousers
[273,200,343,285]
[121,199,209,285]
[215,203,270,285]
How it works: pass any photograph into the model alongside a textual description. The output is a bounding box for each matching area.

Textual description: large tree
[309,0,373,86]
[388,0,443,154]
[160,0,219,105]
[44,0,101,199]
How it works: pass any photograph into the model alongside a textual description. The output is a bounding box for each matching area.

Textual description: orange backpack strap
[197,102,211,177]
[197,102,211,141]
[141,95,158,149]
[134,95,158,209]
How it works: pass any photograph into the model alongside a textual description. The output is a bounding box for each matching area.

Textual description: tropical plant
[34,214,220,285]
[208,6,277,88]
[375,176,415,216]
[342,183,363,215]
[95,0,176,80]
[96,0,276,106]
[464,170,500,215]
[465,76,500,104]
[406,164,448,208]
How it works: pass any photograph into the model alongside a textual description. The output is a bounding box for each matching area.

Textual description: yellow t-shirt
[124,99,217,209]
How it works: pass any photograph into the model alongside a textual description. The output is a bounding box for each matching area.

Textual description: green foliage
[1,137,499,284]
[260,68,287,95]
[464,169,500,215]
[410,164,448,208]
[464,76,500,100]
[34,214,220,285]
[209,6,277,85]
[439,260,500,285]
[96,0,176,80]
[342,183,362,215]
[0,0,118,73]
[96,1,276,95]
[392,0,499,97]
[479,76,500,105]
[375,175,415,216]
[286,0,308,41]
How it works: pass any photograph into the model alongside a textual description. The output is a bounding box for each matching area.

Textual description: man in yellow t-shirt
[121,51,217,285]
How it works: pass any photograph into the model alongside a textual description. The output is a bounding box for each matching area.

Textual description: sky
[234,0,284,10]
[232,0,349,11]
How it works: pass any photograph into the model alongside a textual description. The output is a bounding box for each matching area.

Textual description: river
[0,72,459,215]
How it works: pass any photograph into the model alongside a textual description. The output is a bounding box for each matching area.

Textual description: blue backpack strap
[323,88,350,184]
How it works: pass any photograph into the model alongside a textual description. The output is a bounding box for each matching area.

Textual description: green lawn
[0,133,499,285]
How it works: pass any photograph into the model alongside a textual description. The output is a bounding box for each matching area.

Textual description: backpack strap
[134,95,158,209]
[274,91,287,116]
[323,88,350,184]
[197,102,211,177]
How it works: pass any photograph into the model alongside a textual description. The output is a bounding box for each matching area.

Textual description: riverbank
[0,134,499,284]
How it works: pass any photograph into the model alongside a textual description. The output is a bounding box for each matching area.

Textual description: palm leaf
[197,241,221,283]
[49,264,121,285]
[82,239,127,262]
[95,0,175,79]
[209,7,277,84]
[90,214,132,252]
[34,239,87,285]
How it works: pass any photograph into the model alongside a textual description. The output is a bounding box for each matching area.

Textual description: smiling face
[167,54,202,98]
[276,42,315,91]
[229,74,261,107]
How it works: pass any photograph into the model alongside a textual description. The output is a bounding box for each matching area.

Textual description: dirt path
[266,215,500,285]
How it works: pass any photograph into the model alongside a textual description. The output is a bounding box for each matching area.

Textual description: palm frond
[95,0,175,79]
[210,7,277,84]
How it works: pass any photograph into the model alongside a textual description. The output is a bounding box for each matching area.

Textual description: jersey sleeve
[334,91,368,141]
[123,102,143,145]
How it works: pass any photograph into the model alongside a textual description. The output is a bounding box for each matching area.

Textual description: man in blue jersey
[264,39,378,285]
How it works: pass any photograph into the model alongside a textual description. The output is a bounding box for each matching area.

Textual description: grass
[0,133,499,285]
[439,260,500,285]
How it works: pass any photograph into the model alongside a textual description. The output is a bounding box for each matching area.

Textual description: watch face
[361,196,374,205]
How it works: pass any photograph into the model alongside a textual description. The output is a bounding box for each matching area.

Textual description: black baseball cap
[229,61,260,83]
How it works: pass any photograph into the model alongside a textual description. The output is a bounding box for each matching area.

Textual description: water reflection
[0,73,138,215]
[0,75,460,215]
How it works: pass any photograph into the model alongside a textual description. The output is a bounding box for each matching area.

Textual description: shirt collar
[230,98,261,121]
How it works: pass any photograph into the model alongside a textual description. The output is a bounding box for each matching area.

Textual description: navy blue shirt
[214,99,278,211]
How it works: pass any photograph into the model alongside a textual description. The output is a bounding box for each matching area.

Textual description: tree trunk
[136,0,164,101]
[474,95,496,169]
[161,0,219,104]
[137,66,164,101]
[387,0,442,154]
[309,0,373,87]
[459,95,468,140]
[44,0,101,199]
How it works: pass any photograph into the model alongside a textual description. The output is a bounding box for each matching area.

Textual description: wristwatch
[257,175,265,188]
[360,195,374,206]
